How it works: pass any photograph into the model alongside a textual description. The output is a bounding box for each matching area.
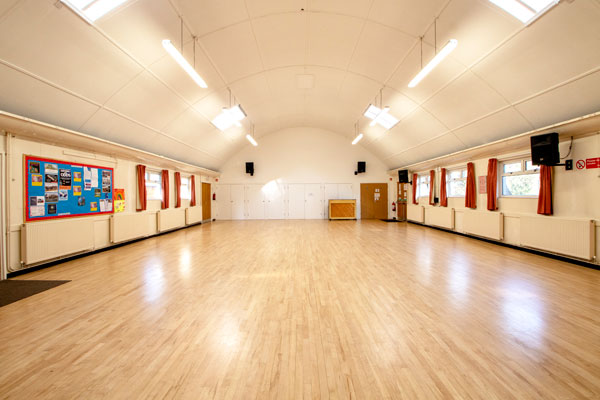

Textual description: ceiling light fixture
[212,88,246,131]
[60,0,129,23]
[408,19,457,88]
[246,135,258,146]
[352,133,363,145]
[162,39,207,88]
[488,0,559,25]
[363,89,399,130]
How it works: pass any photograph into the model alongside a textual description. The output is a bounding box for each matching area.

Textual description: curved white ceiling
[0,0,599,170]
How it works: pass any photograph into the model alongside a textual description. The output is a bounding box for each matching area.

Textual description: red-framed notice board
[24,155,114,222]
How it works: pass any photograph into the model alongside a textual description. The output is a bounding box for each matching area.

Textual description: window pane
[448,180,466,197]
[526,161,540,171]
[450,170,461,179]
[502,174,539,196]
[503,162,522,173]
[461,169,468,178]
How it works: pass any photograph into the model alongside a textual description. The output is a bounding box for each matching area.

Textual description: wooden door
[202,183,211,221]
[360,183,388,220]
[397,182,408,221]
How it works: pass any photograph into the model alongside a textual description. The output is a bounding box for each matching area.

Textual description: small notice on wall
[478,176,487,194]
[586,157,600,169]
[114,189,125,213]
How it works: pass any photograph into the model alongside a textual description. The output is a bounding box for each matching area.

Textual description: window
[447,168,467,197]
[61,0,131,22]
[501,159,540,197]
[417,175,430,198]
[145,171,162,200]
[180,176,191,200]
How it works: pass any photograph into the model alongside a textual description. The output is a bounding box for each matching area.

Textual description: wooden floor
[0,221,599,399]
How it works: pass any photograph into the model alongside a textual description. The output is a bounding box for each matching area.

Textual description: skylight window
[211,105,247,131]
[488,0,559,24]
[61,0,129,23]
[363,105,399,130]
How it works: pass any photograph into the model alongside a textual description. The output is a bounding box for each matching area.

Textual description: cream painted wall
[6,135,206,272]
[408,133,600,264]
[218,127,394,219]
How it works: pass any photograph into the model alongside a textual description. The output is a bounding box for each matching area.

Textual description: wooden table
[328,199,356,220]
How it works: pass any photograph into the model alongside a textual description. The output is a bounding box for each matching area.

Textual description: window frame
[446,167,467,198]
[145,170,163,201]
[416,174,430,199]
[180,176,192,200]
[499,158,540,198]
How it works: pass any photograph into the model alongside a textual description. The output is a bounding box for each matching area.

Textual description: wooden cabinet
[328,199,356,220]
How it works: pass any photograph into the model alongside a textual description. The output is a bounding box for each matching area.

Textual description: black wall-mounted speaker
[398,170,409,183]
[357,161,366,174]
[531,132,559,166]
[245,162,254,176]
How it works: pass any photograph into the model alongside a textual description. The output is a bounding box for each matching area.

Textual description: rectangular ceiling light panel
[488,0,559,24]
[364,104,399,130]
[211,105,247,131]
[61,0,129,23]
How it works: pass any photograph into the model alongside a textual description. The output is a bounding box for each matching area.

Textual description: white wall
[408,133,600,264]
[5,135,211,273]
[217,127,394,219]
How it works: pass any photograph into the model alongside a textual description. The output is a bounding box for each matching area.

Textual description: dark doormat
[380,219,401,222]
[0,280,70,307]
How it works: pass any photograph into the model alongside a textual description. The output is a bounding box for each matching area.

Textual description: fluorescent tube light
[488,0,559,24]
[211,105,247,131]
[363,105,399,130]
[162,40,208,89]
[352,133,363,145]
[408,39,458,88]
[246,135,258,146]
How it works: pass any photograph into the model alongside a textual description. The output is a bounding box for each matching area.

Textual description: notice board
[25,155,114,221]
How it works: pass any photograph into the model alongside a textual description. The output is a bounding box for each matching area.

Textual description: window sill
[499,196,538,199]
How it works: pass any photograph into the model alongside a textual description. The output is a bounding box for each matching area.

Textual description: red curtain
[486,158,498,211]
[537,165,553,215]
[161,169,169,209]
[174,172,181,208]
[136,165,146,212]
[465,162,476,209]
[190,175,196,207]
[412,173,418,205]
[429,170,435,205]
[439,168,447,207]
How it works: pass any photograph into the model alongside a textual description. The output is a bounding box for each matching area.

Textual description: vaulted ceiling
[0,0,599,171]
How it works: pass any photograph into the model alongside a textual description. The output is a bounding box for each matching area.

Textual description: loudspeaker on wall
[245,162,254,176]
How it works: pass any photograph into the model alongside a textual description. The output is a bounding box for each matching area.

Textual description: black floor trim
[7,222,204,278]
[407,220,599,271]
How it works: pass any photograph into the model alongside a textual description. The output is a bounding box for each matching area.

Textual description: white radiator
[463,211,504,240]
[185,206,203,225]
[21,219,94,265]
[157,208,186,233]
[425,207,454,230]
[110,213,154,243]
[521,216,595,260]
[407,205,425,223]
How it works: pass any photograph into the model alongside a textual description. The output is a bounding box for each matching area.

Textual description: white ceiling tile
[388,108,449,148]
[0,0,142,104]
[452,107,533,147]
[423,71,509,129]
[229,73,272,107]
[307,13,363,69]
[368,0,445,37]
[411,133,466,161]
[104,71,188,130]
[515,71,600,128]
[0,63,99,131]
[253,13,306,69]
[307,0,372,18]
[348,22,414,82]
[246,0,305,18]
[174,0,248,37]
[473,0,600,103]
[199,22,263,83]
[339,73,381,110]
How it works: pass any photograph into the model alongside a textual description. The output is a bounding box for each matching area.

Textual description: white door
[230,185,245,220]
[265,181,286,219]
[324,184,338,218]
[305,184,323,219]
[338,183,354,199]
[287,184,305,219]
[246,185,265,219]
[216,185,231,220]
